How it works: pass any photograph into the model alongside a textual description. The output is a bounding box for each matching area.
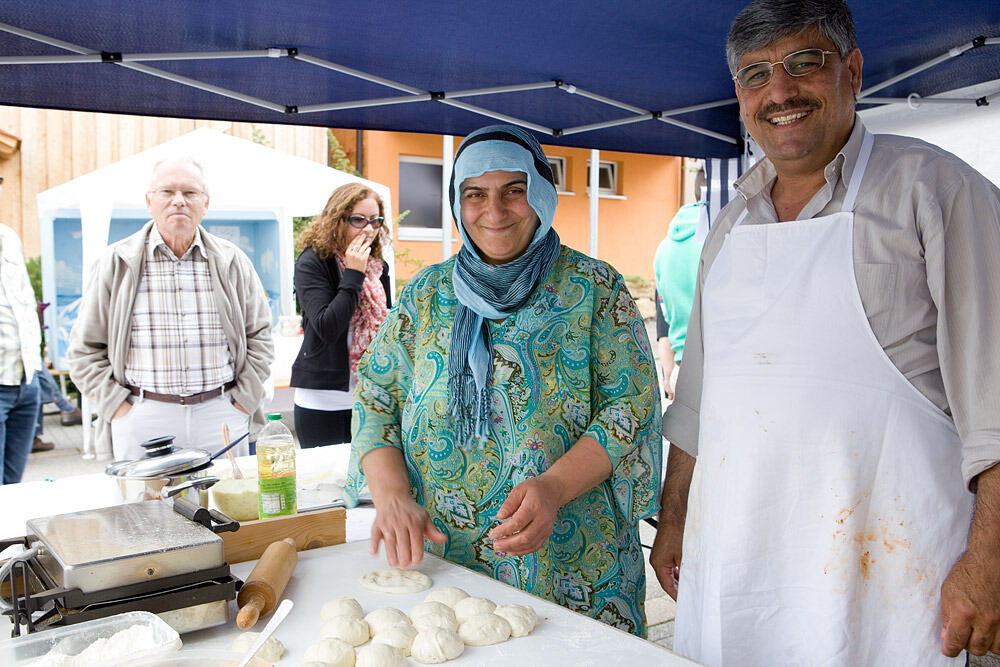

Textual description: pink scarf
[334,253,390,375]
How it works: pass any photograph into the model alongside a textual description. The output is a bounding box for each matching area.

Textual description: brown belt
[127,381,236,405]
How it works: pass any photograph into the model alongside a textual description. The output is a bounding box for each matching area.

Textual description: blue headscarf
[447,125,561,449]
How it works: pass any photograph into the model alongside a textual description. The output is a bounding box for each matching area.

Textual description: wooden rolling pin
[236,537,298,629]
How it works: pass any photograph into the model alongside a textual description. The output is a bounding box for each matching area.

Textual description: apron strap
[842,130,874,213]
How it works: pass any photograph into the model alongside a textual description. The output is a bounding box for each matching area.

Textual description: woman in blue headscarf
[346,125,661,636]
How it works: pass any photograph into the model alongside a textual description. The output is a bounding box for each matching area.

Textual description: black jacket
[290,247,391,390]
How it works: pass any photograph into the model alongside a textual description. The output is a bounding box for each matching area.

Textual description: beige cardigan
[67,221,274,457]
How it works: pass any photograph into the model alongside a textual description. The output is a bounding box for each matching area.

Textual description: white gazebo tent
[36,127,392,458]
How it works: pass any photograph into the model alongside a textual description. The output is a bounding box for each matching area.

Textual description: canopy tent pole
[441,135,454,262]
[589,149,599,258]
[859,36,993,99]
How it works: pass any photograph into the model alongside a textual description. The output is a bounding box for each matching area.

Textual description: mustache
[756,97,821,122]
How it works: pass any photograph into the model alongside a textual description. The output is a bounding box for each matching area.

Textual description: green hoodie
[653,202,705,362]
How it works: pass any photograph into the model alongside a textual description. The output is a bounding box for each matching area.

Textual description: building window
[398,157,443,240]
[547,156,568,193]
[586,159,619,196]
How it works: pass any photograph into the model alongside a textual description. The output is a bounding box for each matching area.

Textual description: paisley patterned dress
[346,246,661,636]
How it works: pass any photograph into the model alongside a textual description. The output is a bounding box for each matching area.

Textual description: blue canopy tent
[1,1,998,159]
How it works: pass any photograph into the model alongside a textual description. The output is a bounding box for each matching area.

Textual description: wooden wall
[0,106,328,258]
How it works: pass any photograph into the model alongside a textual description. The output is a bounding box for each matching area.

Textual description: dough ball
[360,568,433,594]
[409,601,458,632]
[356,642,406,667]
[229,631,285,662]
[302,663,330,667]
[458,612,511,646]
[320,614,370,646]
[494,603,538,637]
[410,627,465,664]
[321,596,364,621]
[423,586,469,608]
[303,637,356,666]
[453,596,496,623]
[372,622,418,656]
[364,607,411,635]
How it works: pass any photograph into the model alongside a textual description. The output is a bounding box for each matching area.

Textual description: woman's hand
[489,435,613,556]
[345,228,374,272]
[362,445,446,567]
[489,475,564,556]
[370,491,447,567]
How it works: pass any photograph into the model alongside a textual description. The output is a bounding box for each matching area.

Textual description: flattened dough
[364,607,411,636]
[423,586,469,608]
[458,612,512,646]
[230,632,285,662]
[360,568,432,594]
[304,637,356,666]
[409,601,458,632]
[356,642,406,667]
[321,596,365,621]
[410,627,465,664]
[453,596,496,623]
[320,615,371,646]
[494,603,538,637]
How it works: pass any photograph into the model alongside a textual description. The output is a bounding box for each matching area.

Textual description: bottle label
[258,474,296,518]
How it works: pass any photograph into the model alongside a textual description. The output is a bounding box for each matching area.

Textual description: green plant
[328,130,359,175]
[25,256,42,302]
[250,125,272,147]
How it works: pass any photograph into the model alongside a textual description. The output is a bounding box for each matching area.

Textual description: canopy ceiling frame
[4,16,997,157]
[0,19,741,150]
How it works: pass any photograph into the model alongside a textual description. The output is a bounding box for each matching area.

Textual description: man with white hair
[68,157,273,461]
[651,0,1000,664]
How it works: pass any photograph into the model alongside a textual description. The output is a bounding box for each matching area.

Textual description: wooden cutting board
[220,507,345,563]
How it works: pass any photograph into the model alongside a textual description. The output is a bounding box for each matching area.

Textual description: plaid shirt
[124,225,234,395]
[0,223,42,385]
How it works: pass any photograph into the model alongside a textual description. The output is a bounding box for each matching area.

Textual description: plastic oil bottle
[256,413,297,518]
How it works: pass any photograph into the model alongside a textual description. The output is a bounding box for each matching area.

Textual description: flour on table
[359,568,432,594]
[409,601,458,632]
[364,606,411,635]
[410,627,465,664]
[453,596,496,623]
[304,637,356,666]
[423,586,469,608]
[494,603,538,637]
[230,631,285,662]
[356,642,407,667]
[458,612,512,646]
[34,624,172,667]
[321,596,365,621]
[321,614,371,646]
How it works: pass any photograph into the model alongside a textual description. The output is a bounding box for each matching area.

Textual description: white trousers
[110,392,251,461]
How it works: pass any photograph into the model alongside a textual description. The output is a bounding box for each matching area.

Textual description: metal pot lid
[104,435,212,479]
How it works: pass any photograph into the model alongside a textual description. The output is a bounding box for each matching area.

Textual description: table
[183,541,700,666]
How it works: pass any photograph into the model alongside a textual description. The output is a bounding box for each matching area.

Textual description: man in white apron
[650,1,1000,664]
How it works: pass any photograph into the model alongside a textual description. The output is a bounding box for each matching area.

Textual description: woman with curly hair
[290,182,391,447]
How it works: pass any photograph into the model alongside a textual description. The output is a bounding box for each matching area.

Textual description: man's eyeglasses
[150,188,206,203]
[734,48,840,90]
[347,215,385,229]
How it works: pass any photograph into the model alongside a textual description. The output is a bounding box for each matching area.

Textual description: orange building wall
[360,130,681,283]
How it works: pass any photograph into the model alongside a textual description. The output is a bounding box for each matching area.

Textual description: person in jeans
[0,220,42,482]
[31,362,83,453]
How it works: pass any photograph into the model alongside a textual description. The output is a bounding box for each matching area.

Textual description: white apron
[674,131,974,666]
